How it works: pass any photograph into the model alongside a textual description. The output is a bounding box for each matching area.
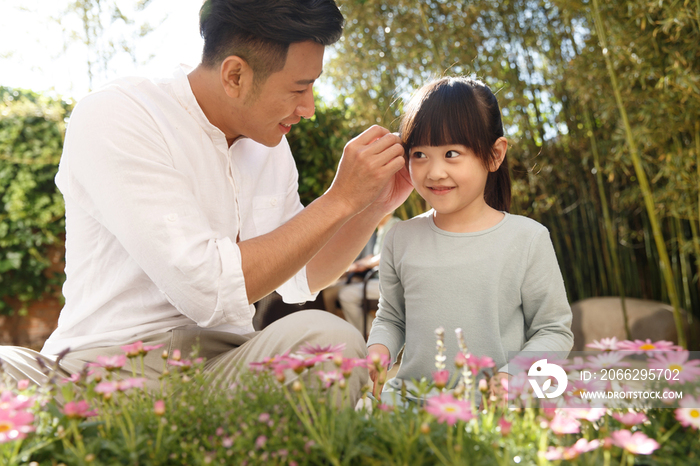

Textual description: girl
[367,77,573,399]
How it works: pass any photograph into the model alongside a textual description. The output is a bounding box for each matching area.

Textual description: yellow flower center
[639,344,656,350]
[572,388,584,397]
[690,409,699,419]
[0,421,12,433]
[668,364,683,373]
[444,406,457,413]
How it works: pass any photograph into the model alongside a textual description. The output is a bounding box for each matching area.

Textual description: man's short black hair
[199,0,344,83]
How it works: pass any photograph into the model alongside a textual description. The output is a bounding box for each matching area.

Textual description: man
[1,0,412,403]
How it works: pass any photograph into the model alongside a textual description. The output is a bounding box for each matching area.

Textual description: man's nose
[296,91,315,119]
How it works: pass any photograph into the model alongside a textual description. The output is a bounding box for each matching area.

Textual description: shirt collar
[170,64,230,145]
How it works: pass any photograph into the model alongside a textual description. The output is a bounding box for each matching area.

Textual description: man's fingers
[352,125,391,146]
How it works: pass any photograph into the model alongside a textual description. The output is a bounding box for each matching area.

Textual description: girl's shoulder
[502,213,549,235]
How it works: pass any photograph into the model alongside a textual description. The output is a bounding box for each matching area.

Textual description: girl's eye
[445,150,460,158]
[411,151,426,159]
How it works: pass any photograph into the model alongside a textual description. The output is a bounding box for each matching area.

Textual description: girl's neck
[433,203,505,233]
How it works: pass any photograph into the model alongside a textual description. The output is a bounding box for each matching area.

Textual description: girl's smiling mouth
[428,186,455,195]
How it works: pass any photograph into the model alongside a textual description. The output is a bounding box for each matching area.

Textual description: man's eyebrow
[295,71,323,85]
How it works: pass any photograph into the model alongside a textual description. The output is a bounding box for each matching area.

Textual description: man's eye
[445,150,459,158]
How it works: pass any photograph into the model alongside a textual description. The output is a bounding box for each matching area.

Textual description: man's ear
[220,56,253,99]
[489,137,508,172]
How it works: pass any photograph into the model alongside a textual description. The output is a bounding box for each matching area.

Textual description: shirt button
[167,214,177,222]
[270,198,277,207]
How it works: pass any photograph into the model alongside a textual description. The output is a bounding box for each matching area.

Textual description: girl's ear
[489,137,508,172]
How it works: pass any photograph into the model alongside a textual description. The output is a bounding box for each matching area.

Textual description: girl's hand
[488,372,510,409]
[367,344,391,398]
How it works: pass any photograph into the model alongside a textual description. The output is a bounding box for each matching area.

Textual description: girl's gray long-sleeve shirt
[367,211,574,384]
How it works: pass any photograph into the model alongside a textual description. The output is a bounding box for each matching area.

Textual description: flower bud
[420,422,430,434]
[478,379,488,393]
[154,400,166,416]
[292,380,302,392]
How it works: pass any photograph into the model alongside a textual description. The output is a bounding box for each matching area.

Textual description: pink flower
[62,400,98,419]
[647,351,700,384]
[585,352,630,371]
[95,378,146,394]
[425,393,474,426]
[567,407,606,422]
[121,341,165,357]
[0,392,34,411]
[118,378,147,391]
[297,342,346,356]
[610,429,660,455]
[675,395,700,430]
[368,352,391,370]
[613,411,648,427]
[544,438,601,460]
[617,339,681,356]
[498,417,512,436]
[339,358,368,378]
[255,435,267,449]
[154,400,166,416]
[0,409,35,443]
[454,352,468,368]
[95,381,119,394]
[316,370,343,388]
[432,370,450,389]
[88,354,127,371]
[586,337,621,351]
[249,351,292,371]
[377,403,393,412]
[63,373,82,384]
[16,380,30,391]
[508,354,568,373]
[549,412,581,434]
[465,354,495,375]
[258,413,270,423]
[168,358,202,370]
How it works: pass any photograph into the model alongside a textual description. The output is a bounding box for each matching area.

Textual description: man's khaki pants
[0,310,369,405]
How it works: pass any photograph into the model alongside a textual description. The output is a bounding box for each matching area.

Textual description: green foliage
[328,0,700,321]
[2,343,699,465]
[287,98,359,207]
[0,87,71,316]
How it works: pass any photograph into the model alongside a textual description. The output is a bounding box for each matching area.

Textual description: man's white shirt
[42,66,316,355]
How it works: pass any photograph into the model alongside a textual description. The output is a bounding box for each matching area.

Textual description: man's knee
[273,310,366,356]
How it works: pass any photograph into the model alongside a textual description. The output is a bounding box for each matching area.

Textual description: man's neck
[187,65,240,146]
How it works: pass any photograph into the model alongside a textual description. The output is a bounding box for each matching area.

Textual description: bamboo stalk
[584,109,630,339]
[591,0,686,347]
[675,217,693,319]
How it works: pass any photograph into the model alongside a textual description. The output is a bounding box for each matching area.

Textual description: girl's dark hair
[199,0,344,83]
[399,77,511,212]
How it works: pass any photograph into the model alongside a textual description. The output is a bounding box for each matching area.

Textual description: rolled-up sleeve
[268,139,319,305]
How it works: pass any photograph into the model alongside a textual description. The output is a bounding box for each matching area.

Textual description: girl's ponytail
[485,156,511,213]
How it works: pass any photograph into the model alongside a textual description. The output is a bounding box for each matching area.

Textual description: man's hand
[371,163,413,214]
[328,126,407,216]
[368,344,391,398]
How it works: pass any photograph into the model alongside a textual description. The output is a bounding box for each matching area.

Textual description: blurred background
[1,0,698,349]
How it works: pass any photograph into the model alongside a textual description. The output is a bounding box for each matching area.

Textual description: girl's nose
[426,160,448,180]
